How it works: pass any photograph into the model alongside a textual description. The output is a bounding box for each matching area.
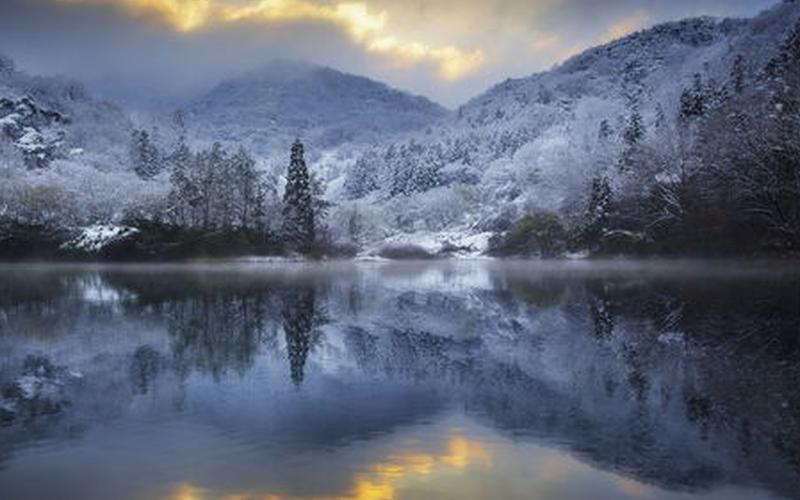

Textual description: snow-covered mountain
[183,60,449,158]
[1,1,799,255]
[330,1,800,253]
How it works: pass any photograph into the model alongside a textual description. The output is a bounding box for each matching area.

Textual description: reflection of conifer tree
[589,284,615,341]
[623,343,650,403]
[281,288,317,386]
[131,345,160,395]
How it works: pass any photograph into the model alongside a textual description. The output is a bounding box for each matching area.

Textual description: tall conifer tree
[282,140,315,251]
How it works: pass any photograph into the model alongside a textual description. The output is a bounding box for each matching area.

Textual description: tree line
[129,125,328,254]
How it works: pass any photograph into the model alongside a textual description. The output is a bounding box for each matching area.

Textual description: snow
[62,224,139,253]
[0,112,21,128]
[369,228,493,257]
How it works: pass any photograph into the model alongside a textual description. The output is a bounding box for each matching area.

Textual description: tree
[598,119,613,141]
[282,140,315,251]
[619,104,644,172]
[623,107,644,146]
[489,212,567,258]
[130,129,161,179]
[231,147,259,228]
[731,54,747,94]
[679,73,727,123]
[680,74,708,122]
[165,135,194,225]
[344,151,379,199]
[583,174,613,248]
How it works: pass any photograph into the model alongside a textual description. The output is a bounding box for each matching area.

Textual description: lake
[0,260,798,500]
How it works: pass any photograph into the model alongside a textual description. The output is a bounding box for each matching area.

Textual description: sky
[0,0,780,107]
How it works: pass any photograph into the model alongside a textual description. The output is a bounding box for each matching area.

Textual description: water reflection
[0,261,798,499]
[282,288,321,386]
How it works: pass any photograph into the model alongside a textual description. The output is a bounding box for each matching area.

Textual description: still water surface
[0,260,798,500]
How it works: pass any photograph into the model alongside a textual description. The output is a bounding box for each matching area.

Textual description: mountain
[333,1,800,253]
[2,2,799,257]
[183,60,449,158]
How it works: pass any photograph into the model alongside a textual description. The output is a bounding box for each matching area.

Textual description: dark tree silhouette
[281,288,317,386]
[282,140,315,252]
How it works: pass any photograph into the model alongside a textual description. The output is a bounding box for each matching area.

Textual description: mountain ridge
[183,59,450,158]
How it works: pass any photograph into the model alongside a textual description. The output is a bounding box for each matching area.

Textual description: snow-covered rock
[61,224,139,254]
[0,355,78,423]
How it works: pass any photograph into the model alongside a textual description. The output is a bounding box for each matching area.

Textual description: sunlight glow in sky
[58,0,485,80]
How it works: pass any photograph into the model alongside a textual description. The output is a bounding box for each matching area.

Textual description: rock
[60,224,140,255]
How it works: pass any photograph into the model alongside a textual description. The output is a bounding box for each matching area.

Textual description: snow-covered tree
[130,129,161,179]
[598,119,613,141]
[619,104,644,172]
[731,54,747,94]
[582,175,613,247]
[343,151,379,199]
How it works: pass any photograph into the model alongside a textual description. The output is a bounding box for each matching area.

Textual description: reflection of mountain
[0,263,798,499]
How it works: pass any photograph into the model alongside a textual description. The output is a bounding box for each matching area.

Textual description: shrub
[378,244,436,260]
[489,212,567,258]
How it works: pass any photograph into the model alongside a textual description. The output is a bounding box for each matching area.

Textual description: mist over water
[0,261,798,499]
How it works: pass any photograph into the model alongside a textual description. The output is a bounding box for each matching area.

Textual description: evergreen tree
[765,19,800,78]
[654,104,667,131]
[620,105,644,172]
[389,144,413,196]
[130,129,161,179]
[344,151,379,199]
[583,175,613,247]
[731,54,747,94]
[598,119,613,141]
[680,73,709,121]
[623,107,644,146]
[166,135,194,225]
[231,147,259,228]
[282,140,315,251]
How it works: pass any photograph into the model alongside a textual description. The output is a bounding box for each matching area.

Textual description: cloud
[56,0,484,80]
[604,10,649,42]
[531,34,561,53]
[0,0,780,107]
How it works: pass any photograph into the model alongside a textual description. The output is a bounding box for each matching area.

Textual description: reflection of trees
[130,345,161,395]
[342,273,800,497]
[0,272,93,340]
[281,288,321,386]
[587,281,615,341]
[1,266,799,498]
[167,291,278,379]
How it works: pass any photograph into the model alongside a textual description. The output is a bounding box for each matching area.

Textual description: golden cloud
[605,11,649,42]
[531,34,561,53]
[56,0,484,80]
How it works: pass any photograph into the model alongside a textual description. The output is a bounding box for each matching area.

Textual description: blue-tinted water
[0,261,798,499]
